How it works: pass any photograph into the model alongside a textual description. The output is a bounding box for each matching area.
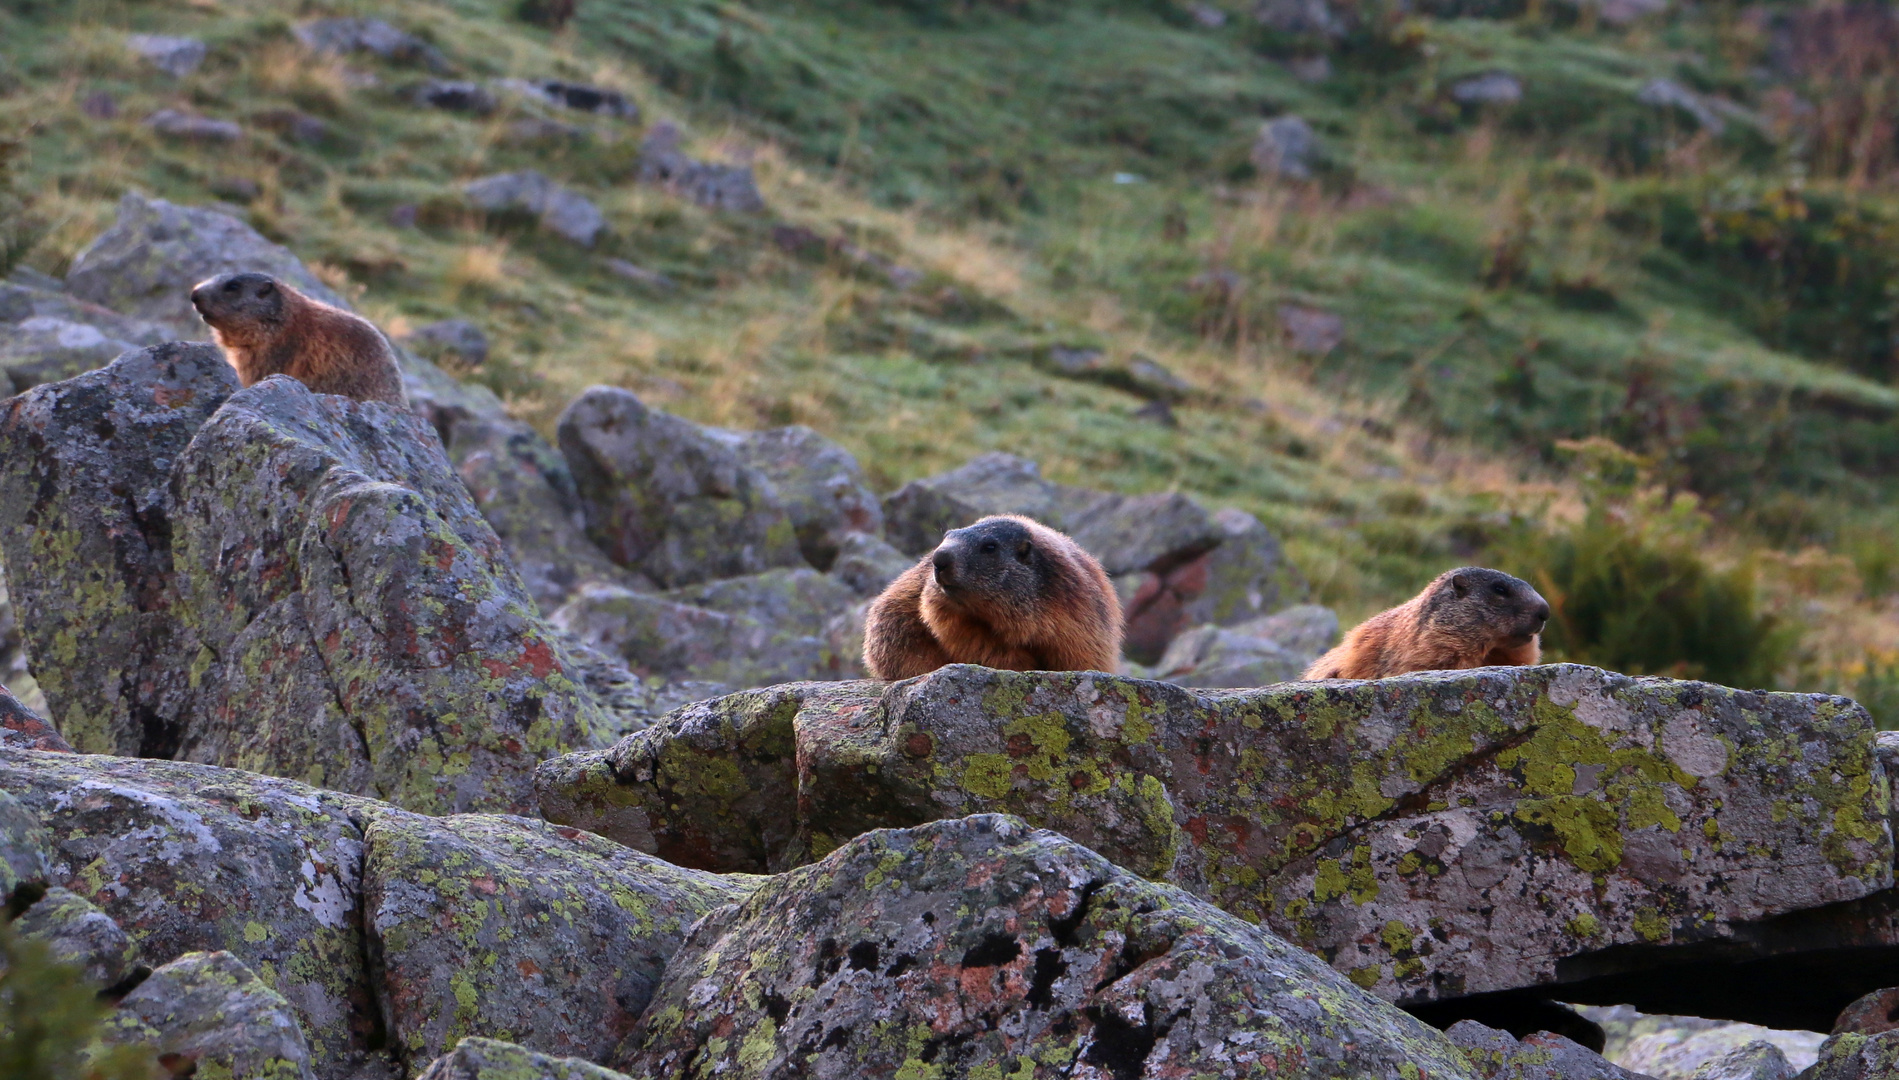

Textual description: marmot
[1303,567,1549,680]
[190,272,407,405]
[863,515,1122,680]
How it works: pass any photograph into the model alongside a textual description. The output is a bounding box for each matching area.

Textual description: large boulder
[2,749,388,1078]
[616,813,1485,1079]
[1799,1032,1899,1080]
[1122,507,1305,664]
[558,386,804,588]
[1150,603,1338,687]
[712,424,884,572]
[102,951,319,1080]
[14,885,143,990]
[417,1038,638,1080]
[538,664,1891,1022]
[363,811,750,1072]
[881,452,1088,555]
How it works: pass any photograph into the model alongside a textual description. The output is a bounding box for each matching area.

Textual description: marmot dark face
[190,272,287,333]
[928,517,1050,622]
[1425,567,1549,646]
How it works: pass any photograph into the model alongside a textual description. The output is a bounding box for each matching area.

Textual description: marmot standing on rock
[863,515,1122,680]
[1303,567,1549,680]
[190,272,407,405]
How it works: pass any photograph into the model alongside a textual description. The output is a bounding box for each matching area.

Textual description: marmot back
[863,515,1122,680]
[1303,566,1548,680]
[190,271,407,405]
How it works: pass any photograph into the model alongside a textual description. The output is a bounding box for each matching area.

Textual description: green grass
[4,0,1898,692]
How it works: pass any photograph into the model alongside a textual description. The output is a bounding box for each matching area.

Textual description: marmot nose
[1532,601,1550,624]
[932,548,956,579]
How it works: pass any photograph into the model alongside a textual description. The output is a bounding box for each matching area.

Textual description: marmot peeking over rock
[190,272,407,405]
[1303,567,1549,680]
[863,515,1122,680]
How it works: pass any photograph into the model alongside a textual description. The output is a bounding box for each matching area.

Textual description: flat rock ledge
[536,663,1893,1018]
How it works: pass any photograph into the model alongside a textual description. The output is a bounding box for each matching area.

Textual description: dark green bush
[0,915,156,1080]
[1499,439,1796,687]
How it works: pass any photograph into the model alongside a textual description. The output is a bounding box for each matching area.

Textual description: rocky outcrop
[538,664,1891,1019]
[101,951,319,1080]
[14,886,143,990]
[1,347,605,810]
[1148,603,1339,687]
[617,813,1489,1079]
[417,1038,638,1080]
[558,386,803,588]
[712,423,884,572]
[1447,1021,1649,1079]
[1800,1032,1899,1080]
[364,811,749,1071]
[0,684,68,751]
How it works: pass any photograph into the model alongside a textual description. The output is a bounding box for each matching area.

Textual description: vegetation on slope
[3,0,1898,707]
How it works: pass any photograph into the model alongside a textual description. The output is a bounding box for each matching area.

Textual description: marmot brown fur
[1303,566,1549,680]
[863,515,1122,680]
[190,272,407,405]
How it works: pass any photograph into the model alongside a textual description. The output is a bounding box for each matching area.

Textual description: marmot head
[1422,567,1550,647]
[190,272,289,341]
[925,515,1066,626]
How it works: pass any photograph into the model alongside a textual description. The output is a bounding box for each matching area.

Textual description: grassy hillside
[4,0,1899,708]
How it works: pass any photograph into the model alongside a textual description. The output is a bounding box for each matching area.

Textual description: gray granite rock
[416,1038,638,1080]
[102,951,319,1080]
[464,171,604,245]
[15,886,142,990]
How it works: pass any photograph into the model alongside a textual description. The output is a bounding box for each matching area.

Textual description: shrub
[1498,439,1796,687]
[0,914,156,1080]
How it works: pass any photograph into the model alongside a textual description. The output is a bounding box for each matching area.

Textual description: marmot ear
[1450,572,1470,597]
[1016,539,1033,563]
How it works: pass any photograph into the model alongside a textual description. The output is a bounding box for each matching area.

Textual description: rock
[601,257,674,289]
[402,319,488,366]
[0,684,69,751]
[255,108,331,144]
[126,33,206,77]
[829,531,914,597]
[15,886,143,990]
[464,170,604,245]
[417,1038,638,1080]
[1690,1042,1795,1080]
[548,626,664,739]
[65,191,348,332]
[143,108,244,142]
[1800,1032,1899,1080]
[0,787,51,904]
[1036,346,1195,401]
[414,79,498,115]
[2,749,389,1078]
[1589,0,1668,25]
[1120,507,1306,662]
[1066,489,1222,578]
[294,17,449,70]
[1617,1018,1825,1078]
[164,375,602,810]
[1834,988,1899,1036]
[499,79,640,120]
[0,314,140,393]
[1151,619,1311,687]
[1254,0,1352,39]
[102,951,319,1080]
[447,413,639,612]
[1279,301,1346,354]
[1253,115,1319,179]
[1638,78,1726,135]
[549,568,857,688]
[712,424,885,571]
[881,451,1083,555]
[615,813,1484,1079]
[537,664,1892,1016]
[1453,71,1525,105]
[0,343,237,756]
[1447,1020,1649,1079]
[557,386,803,588]
[636,122,766,212]
[1190,0,1229,26]
[363,811,752,1070]
[82,89,118,117]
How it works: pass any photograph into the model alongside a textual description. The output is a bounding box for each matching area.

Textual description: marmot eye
[1492,583,1510,596]
[980,540,999,554]
[223,280,240,293]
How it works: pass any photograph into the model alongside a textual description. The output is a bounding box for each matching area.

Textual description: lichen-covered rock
[1152,604,1340,687]
[829,531,913,597]
[447,413,639,612]
[1690,1042,1794,1080]
[713,424,884,572]
[0,748,389,1079]
[1447,1020,1649,1080]
[1122,507,1305,663]
[0,684,68,751]
[1,315,142,393]
[1833,987,1899,1036]
[15,886,142,989]
[65,192,348,333]
[881,451,1092,555]
[617,813,1485,1080]
[0,343,237,755]
[1621,1022,1824,1079]
[164,375,602,810]
[558,386,803,588]
[538,664,1891,1011]
[0,787,51,903]
[551,569,856,688]
[102,950,318,1080]
[1065,489,1221,578]
[417,1037,638,1080]
[363,811,753,1071]
[1797,1032,1899,1080]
